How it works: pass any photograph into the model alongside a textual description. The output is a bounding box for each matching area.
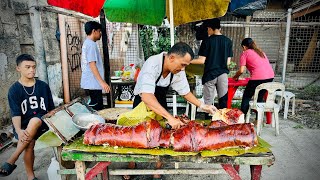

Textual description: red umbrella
[47,0,105,17]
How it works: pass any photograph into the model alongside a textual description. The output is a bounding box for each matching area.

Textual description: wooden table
[61,149,274,180]
[227,77,250,109]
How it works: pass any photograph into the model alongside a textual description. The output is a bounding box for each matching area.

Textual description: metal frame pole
[100,9,112,108]
[58,14,70,103]
[282,8,292,84]
[169,0,174,47]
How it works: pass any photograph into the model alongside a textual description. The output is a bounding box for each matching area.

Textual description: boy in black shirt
[192,18,233,117]
[0,54,54,179]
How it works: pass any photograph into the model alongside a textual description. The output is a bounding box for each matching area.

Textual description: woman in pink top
[233,38,275,115]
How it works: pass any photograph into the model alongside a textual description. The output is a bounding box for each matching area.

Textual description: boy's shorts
[13,115,49,140]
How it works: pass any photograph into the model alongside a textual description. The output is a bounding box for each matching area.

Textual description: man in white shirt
[133,42,217,129]
[130,42,217,180]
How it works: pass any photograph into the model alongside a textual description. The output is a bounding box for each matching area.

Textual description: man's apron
[133,56,174,109]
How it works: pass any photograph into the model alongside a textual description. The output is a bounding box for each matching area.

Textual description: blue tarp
[228,0,267,17]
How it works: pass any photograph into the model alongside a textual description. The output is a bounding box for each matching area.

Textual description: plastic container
[47,157,62,180]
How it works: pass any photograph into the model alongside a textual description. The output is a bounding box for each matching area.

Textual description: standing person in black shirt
[0,54,54,179]
[192,18,233,118]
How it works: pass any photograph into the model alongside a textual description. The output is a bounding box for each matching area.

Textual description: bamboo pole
[58,14,70,103]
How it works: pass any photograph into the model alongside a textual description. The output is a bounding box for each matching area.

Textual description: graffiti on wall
[66,23,81,72]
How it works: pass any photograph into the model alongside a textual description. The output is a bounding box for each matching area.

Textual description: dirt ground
[287,88,320,129]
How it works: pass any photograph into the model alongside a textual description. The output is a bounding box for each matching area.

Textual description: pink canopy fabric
[47,0,105,17]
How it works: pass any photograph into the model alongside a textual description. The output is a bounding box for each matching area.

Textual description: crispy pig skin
[197,123,257,151]
[208,120,228,128]
[83,123,101,144]
[225,109,243,124]
[172,122,194,151]
[83,118,258,152]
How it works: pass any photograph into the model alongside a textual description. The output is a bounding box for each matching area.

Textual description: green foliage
[296,85,320,99]
[231,100,241,109]
[228,61,237,70]
[293,124,304,129]
[139,26,172,60]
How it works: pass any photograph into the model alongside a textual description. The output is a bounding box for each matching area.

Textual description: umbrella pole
[169,0,174,47]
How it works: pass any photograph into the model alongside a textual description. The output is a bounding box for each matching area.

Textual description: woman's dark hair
[84,21,102,35]
[241,38,265,58]
[16,54,35,66]
[168,42,195,59]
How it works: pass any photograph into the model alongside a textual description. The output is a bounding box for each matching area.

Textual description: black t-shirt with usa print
[8,79,54,128]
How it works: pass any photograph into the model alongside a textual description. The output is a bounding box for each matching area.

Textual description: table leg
[263,93,272,124]
[117,85,121,101]
[266,112,272,124]
[75,161,86,180]
[102,166,108,180]
[234,165,240,173]
[221,164,241,180]
[250,165,262,180]
[227,87,238,108]
[85,162,111,180]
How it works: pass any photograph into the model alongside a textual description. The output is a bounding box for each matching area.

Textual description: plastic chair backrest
[252,82,285,109]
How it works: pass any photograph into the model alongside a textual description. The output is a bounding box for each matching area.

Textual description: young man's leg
[216,73,228,109]
[88,90,103,110]
[2,118,41,177]
[24,117,48,180]
[24,140,36,180]
[203,79,217,119]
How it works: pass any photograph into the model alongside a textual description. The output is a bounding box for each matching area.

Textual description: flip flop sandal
[0,162,17,177]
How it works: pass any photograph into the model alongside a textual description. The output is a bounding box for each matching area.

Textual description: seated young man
[0,54,54,180]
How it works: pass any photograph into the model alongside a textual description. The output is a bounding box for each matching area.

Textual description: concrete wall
[0,0,62,127]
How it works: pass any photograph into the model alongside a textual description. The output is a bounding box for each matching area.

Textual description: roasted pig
[83,119,257,152]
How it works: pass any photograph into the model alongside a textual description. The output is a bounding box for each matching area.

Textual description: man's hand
[199,103,218,115]
[167,116,185,129]
[100,81,110,93]
[17,129,30,143]
[232,76,239,81]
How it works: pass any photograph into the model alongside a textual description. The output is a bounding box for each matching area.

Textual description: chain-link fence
[287,15,320,88]
[64,16,86,99]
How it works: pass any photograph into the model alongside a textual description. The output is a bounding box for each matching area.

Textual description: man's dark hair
[16,54,35,66]
[168,42,195,59]
[84,21,102,35]
[203,18,221,30]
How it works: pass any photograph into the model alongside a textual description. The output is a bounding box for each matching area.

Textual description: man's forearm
[191,56,206,65]
[183,92,201,107]
[227,57,231,65]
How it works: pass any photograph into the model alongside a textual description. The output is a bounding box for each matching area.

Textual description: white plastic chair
[185,97,204,120]
[275,91,295,119]
[185,101,197,120]
[245,82,285,136]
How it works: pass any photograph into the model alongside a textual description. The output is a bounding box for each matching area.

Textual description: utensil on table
[71,113,105,131]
